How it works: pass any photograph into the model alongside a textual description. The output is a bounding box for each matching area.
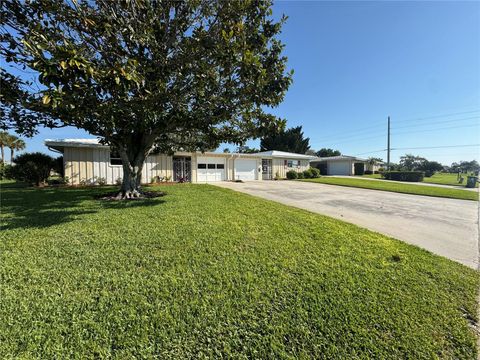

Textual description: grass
[423,172,478,187]
[357,172,478,188]
[1,183,479,358]
[302,177,478,201]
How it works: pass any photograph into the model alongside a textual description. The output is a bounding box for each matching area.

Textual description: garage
[197,157,226,182]
[234,159,257,181]
[328,161,352,175]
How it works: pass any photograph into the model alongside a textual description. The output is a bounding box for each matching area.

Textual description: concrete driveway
[214,181,479,269]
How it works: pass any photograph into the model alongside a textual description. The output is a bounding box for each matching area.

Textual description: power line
[354,143,480,156]
[391,116,479,130]
[391,144,480,151]
[394,109,480,124]
[392,123,479,136]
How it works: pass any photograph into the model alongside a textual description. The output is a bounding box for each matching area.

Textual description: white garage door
[234,159,257,181]
[328,161,351,175]
[197,157,226,182]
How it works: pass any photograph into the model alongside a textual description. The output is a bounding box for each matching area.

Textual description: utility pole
[387,116,391,170]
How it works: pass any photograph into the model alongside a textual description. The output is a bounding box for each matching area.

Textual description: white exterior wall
[64,147,173,185]
[63,146,311,184]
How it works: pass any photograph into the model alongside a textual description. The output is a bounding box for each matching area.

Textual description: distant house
[310,155,382,176]
[45,139,316,185]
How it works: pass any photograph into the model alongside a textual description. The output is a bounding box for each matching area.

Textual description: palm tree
[0,131,9,163]
[7,135,26,164]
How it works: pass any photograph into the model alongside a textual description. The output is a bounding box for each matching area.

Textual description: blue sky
[8,1,480,165]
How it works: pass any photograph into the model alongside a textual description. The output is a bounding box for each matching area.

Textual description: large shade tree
[260,125,310,154]
[1,0,292,198]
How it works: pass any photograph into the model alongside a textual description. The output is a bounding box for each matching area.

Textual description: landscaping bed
[0,183,478,358]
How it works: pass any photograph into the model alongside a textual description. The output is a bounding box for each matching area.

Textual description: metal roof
[253,150,318,160]
[310,155,368,162]
[44,139,318,160]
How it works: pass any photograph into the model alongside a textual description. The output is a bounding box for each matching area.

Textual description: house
[45,139,316,185]
[310,155,381,176]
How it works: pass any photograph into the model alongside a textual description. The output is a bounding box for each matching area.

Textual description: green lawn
[303,177,478,201]
[1,183,479,358]
[423,172,478,187]
[357,172,478,188]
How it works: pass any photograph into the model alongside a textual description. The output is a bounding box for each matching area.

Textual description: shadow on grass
[1,183,165,230]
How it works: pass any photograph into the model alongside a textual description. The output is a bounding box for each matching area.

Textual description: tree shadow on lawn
[1,184,165,230]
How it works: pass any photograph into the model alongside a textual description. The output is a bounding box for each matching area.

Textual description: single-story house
[310,155,383,176]
[45,139,316,185]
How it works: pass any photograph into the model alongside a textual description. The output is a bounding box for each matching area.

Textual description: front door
[173,157,191,182]
[262,159,272,180]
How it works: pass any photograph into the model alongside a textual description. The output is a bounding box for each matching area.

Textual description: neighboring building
[310,155,376,176]
[45,139,316,185]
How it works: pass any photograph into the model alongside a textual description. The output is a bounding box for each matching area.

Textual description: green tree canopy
[1,0,292,197]
[260,126,310,154]
[316,148,341,157]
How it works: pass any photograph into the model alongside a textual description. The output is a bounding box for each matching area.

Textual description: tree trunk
[1,145,4,163]
[116,146,148,199]
[10,148,14,165]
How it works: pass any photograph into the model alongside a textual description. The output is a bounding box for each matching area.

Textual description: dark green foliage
[316,148,341,157]
[364,170,373,175]
[309,167,320,178]
[302,168,313,179]
[52,156,64,177]
[260,126,310,154]
[296,171,305,179]
[2,0,292,194]
[417,161,443,177]
[9,152,54,186]
[0,184,478,358]
[286,170,298,179]
[0,162,13,180]
[354,163,365,176]
[382,171,424,182]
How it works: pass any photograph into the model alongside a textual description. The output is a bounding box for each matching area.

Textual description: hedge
[382,171,424,182]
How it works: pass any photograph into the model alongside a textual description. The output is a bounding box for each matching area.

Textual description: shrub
[286,170,298,179]
[96,177,107,186]
[382,171,424,182]
[52,156,64,177]
[10,152,55,186]
[309,167,320,178]
[47,177,68,186]
[274,171,280,180]
[373,171,379,174]
[303,168,313,179]
[297,172,305,179]
[378,167,384,172]
[364,170,373,175]
[0,162,13,180]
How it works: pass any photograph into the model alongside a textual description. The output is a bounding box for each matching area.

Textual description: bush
[364,170,373,175]
[373,171,379,174]
[309,167,320,178]
[10,152,55,186]
[303,168,313,179]
[286,170,298,179]
[0,162,13,180]
[52,156,64,177]
[382,171,424,182]
[378,167,384,172]
[297,172,305,179]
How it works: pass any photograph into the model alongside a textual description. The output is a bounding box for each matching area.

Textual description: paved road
[214,181,479,269]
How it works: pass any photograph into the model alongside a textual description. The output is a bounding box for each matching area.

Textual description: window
[287,160,300,168]
[198,163,207,169]
[110,151,122,166]
[216,164,224,169]
[207,164,215,169]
